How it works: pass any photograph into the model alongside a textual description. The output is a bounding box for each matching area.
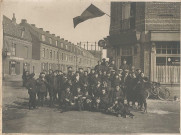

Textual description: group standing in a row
[23,59,149,118]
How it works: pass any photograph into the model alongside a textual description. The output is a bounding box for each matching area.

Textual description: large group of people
[23,59,149,118]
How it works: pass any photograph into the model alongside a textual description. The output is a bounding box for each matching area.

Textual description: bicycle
[146,82,170,100]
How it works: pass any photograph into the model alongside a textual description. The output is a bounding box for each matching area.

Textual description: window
[12,43,16,56]
[46,49,49,58]
[120,3,136,30]
[42,35,45,41]
[56,41,58,46]
[42,48,45,58]
[49,63,52,69]
[21,30,24,38]
[57,52,59,60]
[50,50,52,59]
[121,3,130,20]
[49,38,52,44]
[74,56,76,62]
[62,53,64,60]
[24,46,28,58]
[65,45,68,50]
[156,57,180,66]
[156,42,180,54]
[122,47,132,56]
[65,54,68,61]
[117,47,120,56]
[42,63,45,70]
[53,51,55,59]
[61,43,64,48]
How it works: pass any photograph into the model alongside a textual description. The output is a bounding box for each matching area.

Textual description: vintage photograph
[1,0,180,133]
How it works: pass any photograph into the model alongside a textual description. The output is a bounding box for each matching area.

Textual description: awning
[107,31,137,47]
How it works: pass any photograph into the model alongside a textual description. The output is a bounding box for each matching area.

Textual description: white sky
[2,0,110,45]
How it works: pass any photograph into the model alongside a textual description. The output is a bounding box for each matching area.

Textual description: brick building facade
[106,2,180,84]
[2,14,33,80]
[3,14,99,80]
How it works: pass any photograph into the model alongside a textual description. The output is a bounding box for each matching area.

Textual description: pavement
[2,81,180,133]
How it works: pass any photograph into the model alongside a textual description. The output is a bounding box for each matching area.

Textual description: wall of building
[135,2,145,32]
[4,35,32,59]
[145,2,180,31]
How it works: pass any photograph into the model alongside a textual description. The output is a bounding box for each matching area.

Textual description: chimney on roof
[61,38,64,40]
[46,31,49,33]
[57,36,60,38]
[65,40,68,42]
[21,19,27,23]
[31,24,35,27]
[52,34,55,36]
[12,13,16,24]
[39,28,43,30]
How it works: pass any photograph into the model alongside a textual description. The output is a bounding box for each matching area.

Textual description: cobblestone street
[2,81,180,133]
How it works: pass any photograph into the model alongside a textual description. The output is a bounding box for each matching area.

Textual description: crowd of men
[23,59,149,118]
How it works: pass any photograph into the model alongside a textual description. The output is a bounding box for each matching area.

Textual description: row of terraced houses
[2,14,100,80]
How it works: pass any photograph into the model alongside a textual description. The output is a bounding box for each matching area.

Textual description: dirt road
[2,81,180,133]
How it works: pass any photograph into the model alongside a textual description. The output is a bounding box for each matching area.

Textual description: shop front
[150,31,180,84]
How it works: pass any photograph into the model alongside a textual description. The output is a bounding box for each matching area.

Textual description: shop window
[55,41,58,46]
[156,57,166,65]
[156,42,180,54]
[167,57,180,66]
[156,57,180,66]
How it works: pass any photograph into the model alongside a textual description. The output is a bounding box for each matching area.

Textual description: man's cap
[125,69,129,72]
[53,70,57,73]
[30,73,35,78]
[40,72,45,75]
[136,68,141,71]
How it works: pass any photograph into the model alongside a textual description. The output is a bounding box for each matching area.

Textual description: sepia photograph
[1,0,180,134]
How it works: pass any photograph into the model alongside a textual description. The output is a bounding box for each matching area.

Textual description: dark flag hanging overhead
[73,4,105,28]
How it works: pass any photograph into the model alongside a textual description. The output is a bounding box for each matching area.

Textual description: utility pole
[87,41,88,50]
[95,42,96,51]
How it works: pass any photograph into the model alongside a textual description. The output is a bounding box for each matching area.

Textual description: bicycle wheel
[150,87,159,96]
[157,87,170,100]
